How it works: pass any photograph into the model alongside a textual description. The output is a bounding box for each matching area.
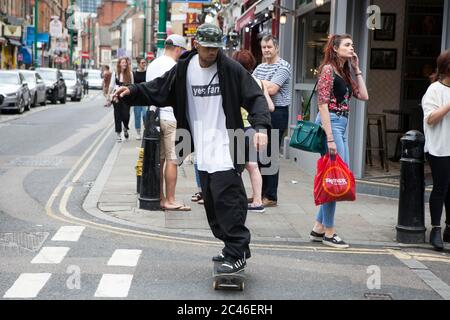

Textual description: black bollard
[138,108,160,211]
[396,130,426,243]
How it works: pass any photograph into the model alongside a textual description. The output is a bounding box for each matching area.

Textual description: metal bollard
[396,130,426,243]
[138,108,160,211]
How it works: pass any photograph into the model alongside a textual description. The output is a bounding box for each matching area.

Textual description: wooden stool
[366,114,389,172]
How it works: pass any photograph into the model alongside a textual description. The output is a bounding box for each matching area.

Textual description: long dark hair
[318,34,359,96]
[430,49,450,83]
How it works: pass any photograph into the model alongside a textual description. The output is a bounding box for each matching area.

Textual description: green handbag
[289,82,327,154]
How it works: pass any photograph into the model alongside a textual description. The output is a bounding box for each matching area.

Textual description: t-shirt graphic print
[186,54,234,173]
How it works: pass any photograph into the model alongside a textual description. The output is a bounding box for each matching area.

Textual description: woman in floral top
[309,34,369,248]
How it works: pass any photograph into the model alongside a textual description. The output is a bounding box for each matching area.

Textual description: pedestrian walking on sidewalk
[102,65,112,107]
[146,34,190,211]
[253,35,292,208]
[421,49,450,251]
[113,23,271,274]
[232,49,275,213]
[309,34,369,248]
[133,57,148,140]
[108,57,134,142]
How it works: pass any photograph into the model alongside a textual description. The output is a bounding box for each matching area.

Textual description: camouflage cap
[196,23,223,48]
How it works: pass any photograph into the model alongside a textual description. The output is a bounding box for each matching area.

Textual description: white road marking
[94,274,133,298]
[107,249,142,267]
[51,226,85,242]
[3,273,51,298]
[31,246,70,264]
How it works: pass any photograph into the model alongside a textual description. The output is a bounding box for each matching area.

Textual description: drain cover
[364,293,393,300]
[0,232,49,252]
[10,157,62,167]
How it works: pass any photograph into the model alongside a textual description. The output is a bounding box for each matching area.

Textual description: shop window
[295,5,330,83]
[401,0,444,130]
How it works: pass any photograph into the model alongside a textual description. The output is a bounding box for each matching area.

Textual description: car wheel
[17,97,24,114]
[51,91,58,104]
[60,90,66,104]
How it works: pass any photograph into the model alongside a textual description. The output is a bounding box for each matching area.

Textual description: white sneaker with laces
[116,133,122,142]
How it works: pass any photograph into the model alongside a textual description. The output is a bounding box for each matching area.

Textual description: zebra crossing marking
[3,273,52,298]
[31,246,70,264]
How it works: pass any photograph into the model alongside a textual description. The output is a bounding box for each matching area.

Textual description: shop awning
[7,38,22,47]
[235,5,257,31]
[255,0,274,15]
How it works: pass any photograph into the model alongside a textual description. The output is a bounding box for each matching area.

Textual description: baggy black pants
[198,169,251,260]
[113,100,130,133]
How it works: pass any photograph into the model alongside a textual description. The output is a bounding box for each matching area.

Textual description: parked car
[36,68,67,104]
[21,70,47,107]
[86,69,103,90]
[60,69,82,101]
[0,70,31,113]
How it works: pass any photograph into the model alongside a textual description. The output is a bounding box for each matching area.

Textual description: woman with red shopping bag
[309,34,369,248]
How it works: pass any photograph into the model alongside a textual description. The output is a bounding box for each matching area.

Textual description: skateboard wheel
[213,280,219,290]
[239,282,244,291]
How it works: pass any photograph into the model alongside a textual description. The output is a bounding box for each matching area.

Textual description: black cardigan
[122,49,272,172]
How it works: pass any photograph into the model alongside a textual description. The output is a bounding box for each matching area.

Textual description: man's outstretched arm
[113,66,177,107]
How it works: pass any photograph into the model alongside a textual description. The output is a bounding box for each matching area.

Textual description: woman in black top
[132,57,148,140]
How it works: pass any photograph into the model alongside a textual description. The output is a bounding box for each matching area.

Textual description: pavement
[87,133,436,249]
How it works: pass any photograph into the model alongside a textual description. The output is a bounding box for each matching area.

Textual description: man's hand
[254,132,268,151]
[112,86,130,103]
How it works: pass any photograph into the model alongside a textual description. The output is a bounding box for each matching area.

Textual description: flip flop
[162,204,191,212]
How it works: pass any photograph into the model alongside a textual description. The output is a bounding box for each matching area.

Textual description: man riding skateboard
[113,24,271,274]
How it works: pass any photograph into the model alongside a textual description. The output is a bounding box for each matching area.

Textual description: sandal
[162,204,191,212]
[191,192,203,202]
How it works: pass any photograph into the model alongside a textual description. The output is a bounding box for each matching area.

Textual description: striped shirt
[253,58,292,107]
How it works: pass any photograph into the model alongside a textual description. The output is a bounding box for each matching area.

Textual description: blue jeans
[133,106,148,130]
[315,112,350,228]
[194,162,201,189]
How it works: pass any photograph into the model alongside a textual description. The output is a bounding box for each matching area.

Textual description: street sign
[49,19,63,38]
[81,52,89,59]
[146,52,154,60]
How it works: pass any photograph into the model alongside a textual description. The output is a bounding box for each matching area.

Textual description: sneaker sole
[309,235,324,242]
[248,208,265,213]
[322,240,350,249]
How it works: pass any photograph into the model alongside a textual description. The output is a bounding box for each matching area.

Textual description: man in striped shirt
[253,34,292,208]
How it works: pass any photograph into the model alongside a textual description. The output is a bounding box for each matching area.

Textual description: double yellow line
[44,122,450,264]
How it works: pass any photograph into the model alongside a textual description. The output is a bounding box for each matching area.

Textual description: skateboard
[212,262,245,291]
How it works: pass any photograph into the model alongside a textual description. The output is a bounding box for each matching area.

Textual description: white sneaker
[135,130,141,140]
[116,133,122,142]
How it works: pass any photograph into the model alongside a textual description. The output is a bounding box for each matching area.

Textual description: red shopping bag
[314,153,356,206]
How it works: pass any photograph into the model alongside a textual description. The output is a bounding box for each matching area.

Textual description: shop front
[235,0,281,63]
[2,22,23,69]
[284,0,450,182]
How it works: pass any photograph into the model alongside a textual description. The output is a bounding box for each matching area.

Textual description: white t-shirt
[186,54,234,173]
[146,55,176,122]
[422,81,450,156]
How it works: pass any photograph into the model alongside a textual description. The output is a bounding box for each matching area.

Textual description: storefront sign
[3,24,22,38]
[183,23,199,37]
[235,6,256,31]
